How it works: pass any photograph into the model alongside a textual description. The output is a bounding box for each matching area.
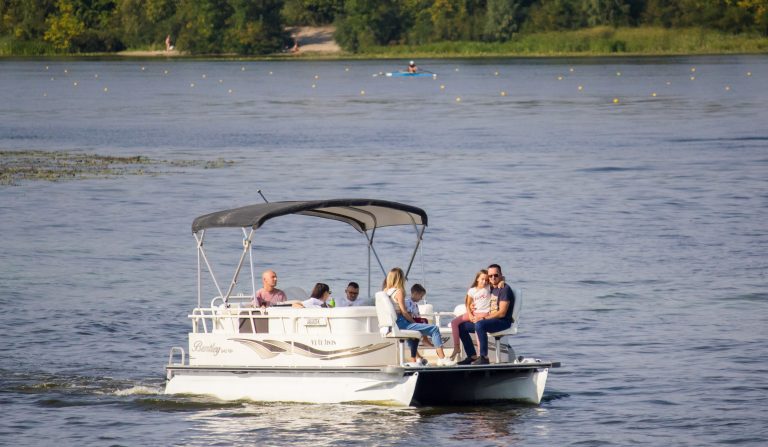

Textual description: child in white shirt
[449,270,492,360]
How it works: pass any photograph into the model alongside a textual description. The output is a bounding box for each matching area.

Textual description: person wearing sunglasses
[456,264,516,365]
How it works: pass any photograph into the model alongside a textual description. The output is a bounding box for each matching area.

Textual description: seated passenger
[457,264,515,365]
[449,269,491,360]
[336,281,364,307]
[252,270,287,307]
[301,283,332,308]
[383,267,455,366]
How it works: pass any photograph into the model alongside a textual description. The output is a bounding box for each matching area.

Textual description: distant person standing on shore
[165,35,174,51]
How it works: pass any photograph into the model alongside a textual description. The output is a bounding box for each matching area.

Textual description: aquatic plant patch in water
[0,150,235,185]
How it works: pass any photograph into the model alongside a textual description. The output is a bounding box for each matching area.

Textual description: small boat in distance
[164,198,559,406]
[385,71,436,78]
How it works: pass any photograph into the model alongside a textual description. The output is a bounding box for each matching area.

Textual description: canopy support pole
[222,228,255,304]
[194,231,226,304]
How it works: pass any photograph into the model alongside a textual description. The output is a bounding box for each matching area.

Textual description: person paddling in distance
[407,60,418,73]
[457,264,516,365]
[383,267,455,366]
[448,269,492,360]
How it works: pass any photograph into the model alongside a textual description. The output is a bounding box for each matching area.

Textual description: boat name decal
[231,338,392,360]
[192,341,233,356]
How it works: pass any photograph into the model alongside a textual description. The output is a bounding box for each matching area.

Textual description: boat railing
[189,303,382,336]
[167,346,186,366]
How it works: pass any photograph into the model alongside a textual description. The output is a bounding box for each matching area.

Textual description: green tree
[44,0,85,50]
[484,0,522,41]
[282,0,343,25]
[1,0,56,40]
[224,0,286,54]
[175,0,232,53]
[334,0,405,52]
[430,0,468,40]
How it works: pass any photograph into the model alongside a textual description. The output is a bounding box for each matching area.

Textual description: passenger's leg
[476,319,511,358]
[450,314,469,351]
[458,321,477,359]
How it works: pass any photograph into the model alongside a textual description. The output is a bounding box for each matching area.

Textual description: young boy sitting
[406,284,435,365]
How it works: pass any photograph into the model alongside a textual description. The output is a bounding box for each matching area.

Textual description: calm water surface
[1,56,767,446]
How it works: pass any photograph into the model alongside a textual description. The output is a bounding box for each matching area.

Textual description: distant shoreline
[4,26,767,59]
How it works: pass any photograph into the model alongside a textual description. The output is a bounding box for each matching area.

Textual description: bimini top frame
[191,199,428,307]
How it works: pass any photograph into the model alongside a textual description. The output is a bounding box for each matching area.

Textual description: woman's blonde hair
[384,267,406,292]
[471,269,488,288]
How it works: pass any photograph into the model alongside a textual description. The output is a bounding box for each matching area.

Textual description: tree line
[1,0,766,55]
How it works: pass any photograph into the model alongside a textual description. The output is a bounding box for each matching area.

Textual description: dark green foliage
[0,0,766,55]
[282,0,344,25]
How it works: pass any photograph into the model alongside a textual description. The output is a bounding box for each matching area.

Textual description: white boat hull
[165,366,419,405]
[165,362,552,406]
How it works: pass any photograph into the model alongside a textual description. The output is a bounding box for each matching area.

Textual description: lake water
[1,55,767,446]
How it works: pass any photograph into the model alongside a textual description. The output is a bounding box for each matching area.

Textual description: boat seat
[417,303,434,323]
[489,289,523,363]
[375,293,420,365]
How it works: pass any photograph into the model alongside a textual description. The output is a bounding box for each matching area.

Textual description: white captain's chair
[489,288,523,363]
[375,292,421,366]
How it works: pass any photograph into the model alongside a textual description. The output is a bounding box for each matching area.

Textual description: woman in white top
[302,283,331,308]
[449,270,491,360]
[384,267,455,366]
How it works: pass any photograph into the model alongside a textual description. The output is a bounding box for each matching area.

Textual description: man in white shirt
[336,282,367,307]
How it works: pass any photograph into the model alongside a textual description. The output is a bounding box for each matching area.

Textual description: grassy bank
[359,27,768,58]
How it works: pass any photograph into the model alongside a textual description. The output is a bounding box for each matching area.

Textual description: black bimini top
[191,199,428,234]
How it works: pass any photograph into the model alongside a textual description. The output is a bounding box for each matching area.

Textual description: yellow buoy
[725,85,731,91]
[228,89,233,94]
[613,98,619,104]
[569,67,574,72]
[241,66,245,71]
[312,83,316,88]
[651,92,657,97]
[691,67,696,72]
[440,85,445,90]
[456,96,461,102]
[616,71,621,76]
[345,67,349,72]
[269,71,273,75]
[141,66,146,71]
[690,76,695,81]
[494,71,499,76]
[64,69,68,74]
[314,75,319,79]
[557,76,563,81]
[202,74,207,79]
[360,90,365,95]
[164,70,168,75]
[747,72,752,76]
[103,87,108,92]
[45,66,49,70]
[578,85,584,91]
[73,81,78,86]
[190,83,195,87]
[500,91,507,96]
